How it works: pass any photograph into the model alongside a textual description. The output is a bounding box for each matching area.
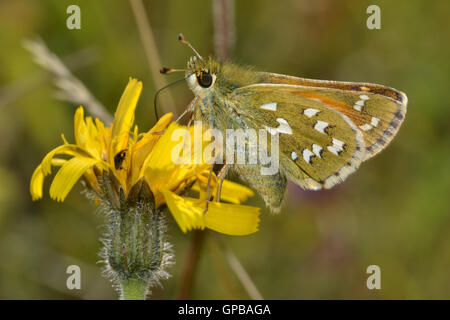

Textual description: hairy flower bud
[94,174,174,299]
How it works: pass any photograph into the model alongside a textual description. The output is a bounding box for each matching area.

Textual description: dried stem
[22,39,113,124]
[214,236,264,300]
[208,237,239,298]
[176,230,205,299]
[129,0,176,114]
[213,0,235,61]
[0,47,97,109]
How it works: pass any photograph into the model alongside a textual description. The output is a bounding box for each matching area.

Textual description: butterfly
[161,34,407,213]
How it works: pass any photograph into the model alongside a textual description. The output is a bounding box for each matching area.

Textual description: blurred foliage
[0,0,449,299]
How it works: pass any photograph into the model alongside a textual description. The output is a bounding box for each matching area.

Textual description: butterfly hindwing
[231,85,366,190]
[233,164,287,213]
[257,72,407,160]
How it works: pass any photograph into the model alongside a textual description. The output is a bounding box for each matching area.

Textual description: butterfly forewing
[256,73,407,160]
[232,86,366,189]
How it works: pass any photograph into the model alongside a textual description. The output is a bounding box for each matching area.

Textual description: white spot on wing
[291,151,298,161]
[304,108,320,118]
[276,118,293,134]
[264,126,278,135]
[264,118,293,135]
[327,146,339,155]
[359,123,373,131]
[302,149,314,164]
[260,102,277,111]
[327,138,345,155]
[353,100,365,111]
[371,117,380,127]
[312,144,323,158]
[332,138,345,148]
[314,120,329,134]
[360,94,370,100]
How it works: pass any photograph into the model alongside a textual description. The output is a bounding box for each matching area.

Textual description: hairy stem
[120,279,149,300]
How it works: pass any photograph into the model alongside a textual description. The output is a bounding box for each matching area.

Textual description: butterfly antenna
[160,67,188,74]
[153,75,190,121]
[178,33,203,61]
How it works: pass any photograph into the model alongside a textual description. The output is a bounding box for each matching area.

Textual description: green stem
[120,279,149,300]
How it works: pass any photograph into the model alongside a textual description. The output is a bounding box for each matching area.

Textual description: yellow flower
[30,78,260,236]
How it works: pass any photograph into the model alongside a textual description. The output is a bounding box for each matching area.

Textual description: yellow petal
[49,156,104,202]
[193,170,217,201]
[110,78,142,162]
[160,189,205,233]
[72,107,100,157]
[217,179,254,204]
[30,159,66,201]
[151,113,173,132]
[95,118,110,159]
[144,123,209,206]
[143,122,184,174]
[192,171,254,204]
[132,124,139,143]
[41,144,91,175]
[30,164,45,201]
[74,106,87,147]
[204,202,260,236]
[161,189,260,236]
[129,113,173,186]
[61,133,69,144]
[86,116,98,137]
[85,116,102,158]
[84,168,102,194]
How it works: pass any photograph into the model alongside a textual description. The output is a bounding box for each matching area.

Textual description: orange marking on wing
[297,91,348,108]
[292,91,369,126]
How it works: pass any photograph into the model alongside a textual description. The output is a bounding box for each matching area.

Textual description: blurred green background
[1,0,449,299]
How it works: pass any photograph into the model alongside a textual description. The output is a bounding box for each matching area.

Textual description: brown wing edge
[258,72,408,104]
[363,97,407,161]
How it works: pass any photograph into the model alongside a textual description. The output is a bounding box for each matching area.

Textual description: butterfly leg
[203,165,214,214]
[179,113,195,158]
[150,130,166,135]
[175,108,189,124]
[176,96,197,124]
[215,164,230,202]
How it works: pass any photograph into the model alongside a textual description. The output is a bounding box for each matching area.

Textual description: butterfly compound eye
[197,72,213,88]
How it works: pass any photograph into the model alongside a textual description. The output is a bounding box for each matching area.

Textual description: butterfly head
[185,56,221,97]
[185,54,261,96]
[160,33,259,98]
